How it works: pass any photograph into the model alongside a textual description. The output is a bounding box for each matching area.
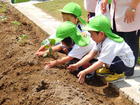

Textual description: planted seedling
[0,15,7,22]
[11,20,21,26]
[43,38,56,58]
[17,34,28,45]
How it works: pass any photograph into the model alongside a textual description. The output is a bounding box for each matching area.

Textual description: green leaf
[48,39,55,45]
[49,47,53,56]
[11,20,21,25]
[19,34,28,39]
[45,45,49,49]
[0,16,7,21]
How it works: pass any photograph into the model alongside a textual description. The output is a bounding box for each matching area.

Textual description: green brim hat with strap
[54,21,90,46]
[59,2,86,25]
[83,15,124,43]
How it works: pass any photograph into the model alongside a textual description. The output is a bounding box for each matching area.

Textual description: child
[35,2,87,56]
[68,15,135,83]
[44,21,95,72]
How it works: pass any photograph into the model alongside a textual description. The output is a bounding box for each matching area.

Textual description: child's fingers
[44,62,49,64]
[44,65,50,70]
[78,74,84,84]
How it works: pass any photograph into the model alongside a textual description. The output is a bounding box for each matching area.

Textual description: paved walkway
[6,0,140,105]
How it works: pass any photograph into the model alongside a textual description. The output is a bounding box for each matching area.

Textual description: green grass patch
[138,57,140,65]
[34,0,87,21]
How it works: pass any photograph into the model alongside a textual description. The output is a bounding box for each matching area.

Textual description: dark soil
[0,2,134,105]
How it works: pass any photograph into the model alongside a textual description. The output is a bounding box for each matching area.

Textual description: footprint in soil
[36,80,49,92]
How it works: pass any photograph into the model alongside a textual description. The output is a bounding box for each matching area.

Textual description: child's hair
[61,12,77,18]
[62,37,75,48]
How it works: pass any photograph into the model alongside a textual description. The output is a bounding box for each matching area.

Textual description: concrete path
[5,0,140,105]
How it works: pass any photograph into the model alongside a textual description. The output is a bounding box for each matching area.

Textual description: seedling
[17,34,28,44]
[11,20,21,26]
[43,39,56,57]
[0,16,7,21]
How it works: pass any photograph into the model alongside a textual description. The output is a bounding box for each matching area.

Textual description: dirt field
[0,2,134,105]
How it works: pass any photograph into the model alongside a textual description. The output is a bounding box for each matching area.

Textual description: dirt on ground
[0,2,134,105]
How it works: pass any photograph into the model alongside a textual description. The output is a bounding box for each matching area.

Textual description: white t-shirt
[92,38,135,67]
[84,0,97,13]
[68,38,96,59]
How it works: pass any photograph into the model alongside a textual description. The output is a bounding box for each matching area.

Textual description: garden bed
[0,2,134,105]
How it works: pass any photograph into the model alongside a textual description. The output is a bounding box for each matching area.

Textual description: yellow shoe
[105,73,125,82]
[96,67,111,74]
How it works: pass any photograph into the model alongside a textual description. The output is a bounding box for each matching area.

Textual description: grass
[34,0,87,21]
[138,57,140,65]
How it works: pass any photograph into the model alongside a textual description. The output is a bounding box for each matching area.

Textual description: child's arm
[35,45,46,56]
[44,56,73,69]
[77,61,104,84]
[36,44,63,56]
[67,50,97,71]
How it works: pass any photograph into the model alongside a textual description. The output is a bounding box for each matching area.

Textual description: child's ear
[100,32,105,36]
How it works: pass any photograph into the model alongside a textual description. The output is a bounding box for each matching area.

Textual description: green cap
[60,2,86,25]
[83,15,124,43]
[108,0,112,4]
[54,21,90,46]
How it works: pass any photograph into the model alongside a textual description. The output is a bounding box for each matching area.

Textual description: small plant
[11,20,21,26]
[43,39,56,57]
[17,34,28,45]
[0,15,7,21]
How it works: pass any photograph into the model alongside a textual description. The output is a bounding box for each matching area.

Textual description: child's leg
[109,57,134,76]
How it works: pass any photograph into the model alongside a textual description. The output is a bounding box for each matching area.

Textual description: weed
[0,15,7,21]
[11,20,21,26]
[17,34,29,45]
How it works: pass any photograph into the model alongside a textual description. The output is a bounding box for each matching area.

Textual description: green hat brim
[55,31,90,46]
[71,31,90,46]
[83,24,124,43]
[59,9,87,25]
[59,9,74,15]
[78,17,87,25]
[105,32,124,43]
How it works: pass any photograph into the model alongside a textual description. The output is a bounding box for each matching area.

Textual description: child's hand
[77,71,86,84]
[35,51,45,56]
[67,64,79,72]
[62,48,69,54]
[44,61,57,69]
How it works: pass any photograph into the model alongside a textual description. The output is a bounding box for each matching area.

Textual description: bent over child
[35,2,87,56]
[44,21,95,72]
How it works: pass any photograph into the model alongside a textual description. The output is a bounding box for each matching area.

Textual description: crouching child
[68,15,135,83]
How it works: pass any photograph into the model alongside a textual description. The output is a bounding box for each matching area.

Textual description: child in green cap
[35,2,87,56]
[68,15,135,83]
[44,21,95,77]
